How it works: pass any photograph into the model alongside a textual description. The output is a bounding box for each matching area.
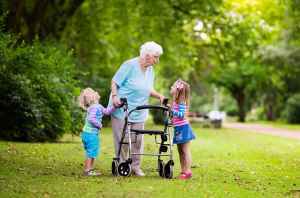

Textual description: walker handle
[135,105,168,111]
[162,98,169,106]
[119,98,127,108]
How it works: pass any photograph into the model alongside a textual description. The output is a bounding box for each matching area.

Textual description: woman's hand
[111,80,122,107]
[159,95,166,105]
[112,95,122,107]
[150,89,166,105]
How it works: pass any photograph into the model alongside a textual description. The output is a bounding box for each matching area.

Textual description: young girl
[78,88,115,176]
[170,79,196,180]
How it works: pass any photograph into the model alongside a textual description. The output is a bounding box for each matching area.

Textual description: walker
[111,98,174,179]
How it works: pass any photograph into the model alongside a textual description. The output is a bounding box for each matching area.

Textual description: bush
[283,93,300,124]
[0,32,83,141]
[221,101,238,116]
[151,109,166,125]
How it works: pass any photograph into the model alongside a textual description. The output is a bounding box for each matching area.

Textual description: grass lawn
[0,123,299,198]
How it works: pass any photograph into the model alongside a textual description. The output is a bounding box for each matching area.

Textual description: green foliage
[220,95,239,117]
[0,32,82,141]
[61,0,224,102]
[1,0,84,41]
[1,0,298,133]
[151,110,165,125]
[258,1,300,120]
[181,0,284,122]
[283,93,300,124]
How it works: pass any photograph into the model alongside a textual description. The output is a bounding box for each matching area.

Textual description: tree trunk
[265,92,276,121]
[26,0,49,41]
[5,0,25,33]
[232,89,246,122]
[4,0,85,41]
[266,104,275,121]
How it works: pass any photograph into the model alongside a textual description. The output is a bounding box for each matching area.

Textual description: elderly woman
[109,41,165,176]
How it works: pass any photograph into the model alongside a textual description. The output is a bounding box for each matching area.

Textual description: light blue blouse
[109,57,154,122]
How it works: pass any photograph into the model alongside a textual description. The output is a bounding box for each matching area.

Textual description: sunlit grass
[0,124,299,197]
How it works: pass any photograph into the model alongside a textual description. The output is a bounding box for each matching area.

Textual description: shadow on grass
[0,140,81,144]
[288,190,300,198]
[41,161,171,179]
[55,140,81,144]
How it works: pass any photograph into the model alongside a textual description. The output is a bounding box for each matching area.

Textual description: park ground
[0,122,299,198]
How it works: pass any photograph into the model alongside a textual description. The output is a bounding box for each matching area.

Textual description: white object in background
[208,110,225,121]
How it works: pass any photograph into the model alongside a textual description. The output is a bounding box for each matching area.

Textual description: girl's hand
[166,104,172,113]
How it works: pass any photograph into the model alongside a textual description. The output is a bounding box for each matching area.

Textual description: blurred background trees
[0,0,299,141]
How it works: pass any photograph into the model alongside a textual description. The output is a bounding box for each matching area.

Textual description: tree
[61,0,224,100]
[1,0,84,41]
[181,0,284,122]
[259,0,300,120]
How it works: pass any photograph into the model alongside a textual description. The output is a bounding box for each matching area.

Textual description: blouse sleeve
[112,62,133,87]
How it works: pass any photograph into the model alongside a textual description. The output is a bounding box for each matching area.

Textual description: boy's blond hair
[78,88,100,110]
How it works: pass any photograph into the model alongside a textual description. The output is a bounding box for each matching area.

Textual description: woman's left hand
[159,95,165,105]
[150,89,166,105]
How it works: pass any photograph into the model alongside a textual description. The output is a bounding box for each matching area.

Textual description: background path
[224,122,300,140]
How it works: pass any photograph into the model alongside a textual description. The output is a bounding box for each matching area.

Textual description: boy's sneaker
[132,168,145,177]
[83,169,101,176]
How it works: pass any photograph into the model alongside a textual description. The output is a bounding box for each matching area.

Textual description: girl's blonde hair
[78,88,100,110]
[172,79,191,108]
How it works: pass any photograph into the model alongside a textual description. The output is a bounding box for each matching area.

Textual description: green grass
[0,123,299,197]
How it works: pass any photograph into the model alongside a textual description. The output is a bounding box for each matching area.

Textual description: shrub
[151,109,165,125]
[0,32,83,141]
[283,93,300,124]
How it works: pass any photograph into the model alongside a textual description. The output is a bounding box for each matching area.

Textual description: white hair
[140,41,163,57]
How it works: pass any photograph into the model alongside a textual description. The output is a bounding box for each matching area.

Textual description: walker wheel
[112,160,119,176]
[164,160,174,179]
[118,162,132,176]
[158,160,164,177]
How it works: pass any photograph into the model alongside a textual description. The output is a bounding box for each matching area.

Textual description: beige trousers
[111,116,144,170]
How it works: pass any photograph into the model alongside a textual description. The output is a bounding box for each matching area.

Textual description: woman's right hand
[112,95,122,107]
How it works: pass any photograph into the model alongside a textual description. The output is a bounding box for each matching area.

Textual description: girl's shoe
[83,169,101,176]
[178,171,192,180]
